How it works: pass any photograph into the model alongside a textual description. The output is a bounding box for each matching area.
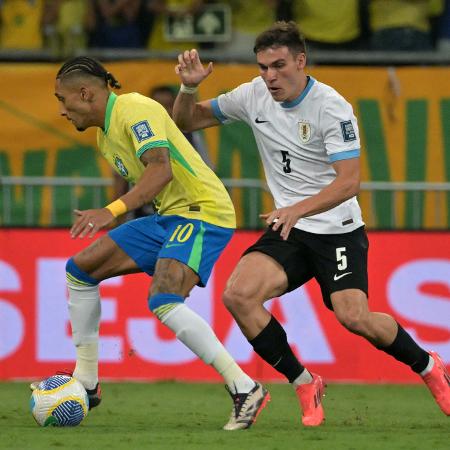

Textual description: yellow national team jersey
[0,0,44,49]
[97,92,236,229]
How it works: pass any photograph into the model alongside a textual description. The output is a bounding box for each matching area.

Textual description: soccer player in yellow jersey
[44,56,270,430]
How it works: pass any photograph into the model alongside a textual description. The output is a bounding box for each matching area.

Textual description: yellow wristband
[105,199,127,218]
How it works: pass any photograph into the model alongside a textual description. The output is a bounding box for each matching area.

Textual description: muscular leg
[223,252,287,339]
[331,289,430,373]
[223,252,311,385]
[148,258,256,394]
[73,234,140,279]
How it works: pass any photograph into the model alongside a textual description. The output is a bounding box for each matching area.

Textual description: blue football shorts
[108,214,234,286]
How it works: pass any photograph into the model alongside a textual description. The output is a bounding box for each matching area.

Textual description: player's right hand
[175,49,213,87]
[70,208,115,239]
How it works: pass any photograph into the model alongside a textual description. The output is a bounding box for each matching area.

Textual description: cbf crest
[298,121,311,143]
[114,154,128,177]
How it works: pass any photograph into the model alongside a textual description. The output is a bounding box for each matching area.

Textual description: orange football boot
[295,373,325,426]
[422,351,450,415]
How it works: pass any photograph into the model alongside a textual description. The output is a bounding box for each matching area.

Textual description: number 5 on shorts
[336,247,347,271]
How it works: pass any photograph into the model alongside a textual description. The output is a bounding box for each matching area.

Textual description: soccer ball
[30,375,89,427]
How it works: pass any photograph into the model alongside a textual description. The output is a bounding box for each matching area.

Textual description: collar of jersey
[103,92,117,134]
[280,76,315,109]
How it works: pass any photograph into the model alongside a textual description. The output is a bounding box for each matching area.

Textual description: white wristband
[180,83,198,94]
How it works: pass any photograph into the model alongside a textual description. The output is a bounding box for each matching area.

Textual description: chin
[270,92,285,103]
[267,88,284,101]
[76,126,86,132]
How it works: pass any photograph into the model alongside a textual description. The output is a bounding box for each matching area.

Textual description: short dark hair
[253,21,306,55]
[56,56,121,89]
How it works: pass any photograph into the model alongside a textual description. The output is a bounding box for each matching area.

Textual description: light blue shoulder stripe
[329,149,360,163]
[211,98,228,123]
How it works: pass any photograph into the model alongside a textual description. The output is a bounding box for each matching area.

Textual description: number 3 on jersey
[280,151,292,173]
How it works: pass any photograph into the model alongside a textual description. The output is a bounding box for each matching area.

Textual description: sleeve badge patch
[340,120,356,142]
[131,120,154,142]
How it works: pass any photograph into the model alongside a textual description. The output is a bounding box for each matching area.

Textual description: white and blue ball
[30,375,89,427]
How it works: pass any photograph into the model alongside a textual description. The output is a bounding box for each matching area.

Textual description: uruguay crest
[298,121,311,143]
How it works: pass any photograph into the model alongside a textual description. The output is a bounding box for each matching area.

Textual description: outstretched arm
[173,49,220,132]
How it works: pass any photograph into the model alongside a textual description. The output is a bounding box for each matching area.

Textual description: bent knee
[66,257,99,287]
[335,309,369,334]
[223,284,259,313]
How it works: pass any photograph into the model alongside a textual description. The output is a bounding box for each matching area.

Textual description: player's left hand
[260,206,302,241]
[70,208,115,239]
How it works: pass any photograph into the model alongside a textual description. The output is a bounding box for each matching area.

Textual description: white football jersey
[211,76,364,234]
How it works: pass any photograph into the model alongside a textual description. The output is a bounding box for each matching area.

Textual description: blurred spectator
[293,0,364,51]
[145,0,203,51]
[113,83,213,221]
[437,0,450,51]
[42,0,87,57]
[0,0,44,50]
[275,0,294,21]
[86,0,144,48]
[216,0,277,58]
[369,0,437,51]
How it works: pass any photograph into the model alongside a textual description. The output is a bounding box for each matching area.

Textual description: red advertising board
[0,229,449,383]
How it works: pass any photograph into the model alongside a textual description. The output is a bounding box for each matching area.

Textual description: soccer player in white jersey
[173,21,450,426]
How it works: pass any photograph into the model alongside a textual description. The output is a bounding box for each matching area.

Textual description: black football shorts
[243,225,369,310]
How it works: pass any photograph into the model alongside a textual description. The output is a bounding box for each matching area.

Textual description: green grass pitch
[1,382,448,450]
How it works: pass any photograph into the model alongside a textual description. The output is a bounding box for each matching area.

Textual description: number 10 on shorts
[169,223,194,243]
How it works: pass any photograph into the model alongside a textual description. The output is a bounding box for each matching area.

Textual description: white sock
[73,343,98,390]
[212,350,256,394]
[161,304,254,393]
[420,355,434,376]
[292,369,313,388]
[67,281,101,389]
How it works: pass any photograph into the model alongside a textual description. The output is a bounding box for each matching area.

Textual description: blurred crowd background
[1,1,450,230]
[0,0,449,60]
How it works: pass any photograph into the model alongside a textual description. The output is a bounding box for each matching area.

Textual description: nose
[266,67,277,82]
[59,104,67,116]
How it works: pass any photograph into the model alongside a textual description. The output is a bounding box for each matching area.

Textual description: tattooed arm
[70,148,172,238]
[120,147,172,211]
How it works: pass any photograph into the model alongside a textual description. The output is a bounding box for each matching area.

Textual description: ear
[80,87,87,101]
[297,53,307,70]
[80,86,92,102]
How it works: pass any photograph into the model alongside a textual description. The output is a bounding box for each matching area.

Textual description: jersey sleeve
[321,94,360,163]
[122,100,169,159]
[210,82,252,124]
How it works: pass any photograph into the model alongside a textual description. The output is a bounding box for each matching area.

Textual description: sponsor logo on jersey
[114,155,128,177]
[298,121,311,143]
[255,117,269,124]
[131,120,154,142]
[340,120,356,142]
